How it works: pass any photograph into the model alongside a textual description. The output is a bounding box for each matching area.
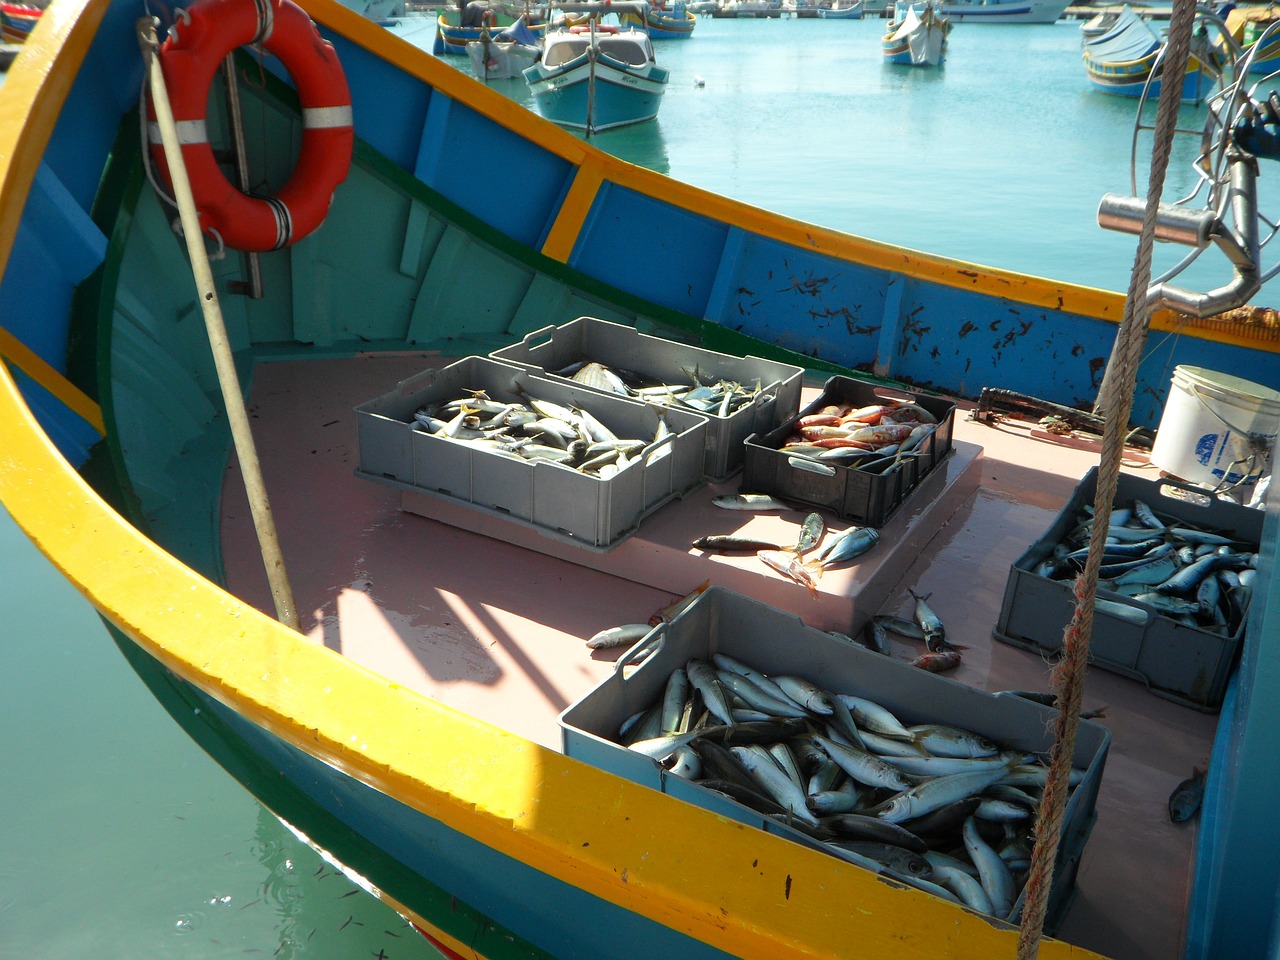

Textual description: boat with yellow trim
[1,1,1279,958]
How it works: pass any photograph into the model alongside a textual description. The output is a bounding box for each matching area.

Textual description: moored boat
[435,0,548,54]
[0,0,42,43]
[466,15,543,78]
[1223,3,1280,74]
[1082,3,1226,102]
[931,0,1066,24]
[620,0,698,37]
[818,0,864,18]
[523,9,669,132]
[2,2,1280,959]
[883,1,949,65]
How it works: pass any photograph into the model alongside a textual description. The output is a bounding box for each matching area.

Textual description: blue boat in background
[524,9,669,132]
[620,0,698,37]
[1083,3,1225,102]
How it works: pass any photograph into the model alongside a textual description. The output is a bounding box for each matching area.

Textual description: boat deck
[220,352,1218,960]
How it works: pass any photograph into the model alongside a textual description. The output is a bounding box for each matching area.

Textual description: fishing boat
[0,0,42,42]
[3,1,1280,959]
[524,9,668,132]
[466,15,543,79]
[883,1,949,65]
[817,0,864,18]
[620,0,698,37]
[1082,3,1225,102]
[341,0,404,19]
[1223,4,1280,74]
[435,0,547,54]
[930,0,1066,23]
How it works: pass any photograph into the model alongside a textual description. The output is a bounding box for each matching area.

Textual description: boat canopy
[1085,4,1160,62]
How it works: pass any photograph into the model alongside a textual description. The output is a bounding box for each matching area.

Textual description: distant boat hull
[934,0,1066,23]
[436,8,548,54]
[620,6,697,37]
[522,29,670,132]
[1082,5,1224,104]
[0,1,41,43]
[883,4,948,65]
[818,1,863,18]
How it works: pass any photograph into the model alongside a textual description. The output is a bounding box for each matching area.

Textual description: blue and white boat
[620,0,698,37]
[817,0,863,19]
[524,10,668,132]
[883,1,949,65]
[1083,4,1225,103]
[931,0,1066,24]
[3,2,1280,960]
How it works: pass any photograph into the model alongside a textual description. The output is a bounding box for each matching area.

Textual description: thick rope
[1015,1,1200,955]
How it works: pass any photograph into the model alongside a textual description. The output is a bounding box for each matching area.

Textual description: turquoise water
[395,12,1280,300]
[4,13,1279,959]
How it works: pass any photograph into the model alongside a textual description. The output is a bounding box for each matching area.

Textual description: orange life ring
[480,8,496,26]
[147,0,353,252]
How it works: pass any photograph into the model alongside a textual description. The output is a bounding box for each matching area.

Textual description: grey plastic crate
[490,316,804,480]
[995,468,1264,712]
[559,586,1110,934]
[741,375,956,526]
[355,357,707,549]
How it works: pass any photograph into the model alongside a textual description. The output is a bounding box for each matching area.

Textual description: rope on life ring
[146,0,353,252]
[480,8,496,26]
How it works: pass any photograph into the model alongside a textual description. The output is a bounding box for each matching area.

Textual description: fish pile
[1032,498,1258,636]
[769,397,941,475]
[861,589,963,673]
[411,386,673,478]
[552,358,770,420]
[701,498,880,595]
[616,651,1090,921]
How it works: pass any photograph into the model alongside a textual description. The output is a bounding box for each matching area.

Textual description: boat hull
[817,2,863,18]
[435,10,547,54]
[620,8,697,37]
[1083,54,1219,102]
[936,0,1066,23]
[525,53,668,130]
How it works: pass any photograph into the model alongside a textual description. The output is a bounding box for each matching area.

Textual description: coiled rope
[1015,0,1200,955]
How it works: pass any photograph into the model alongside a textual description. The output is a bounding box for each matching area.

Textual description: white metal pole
[138,18,301,631]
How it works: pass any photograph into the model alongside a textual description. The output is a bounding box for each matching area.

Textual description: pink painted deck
[220,353,1216,960]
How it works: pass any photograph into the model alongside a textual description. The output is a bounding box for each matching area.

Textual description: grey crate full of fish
[740,375,956,526]
[994,468,1264,711]
[354,357,707,549]
[559,586,1110,935]
[489,316,804,481]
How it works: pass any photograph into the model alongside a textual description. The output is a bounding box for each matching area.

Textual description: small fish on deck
[1168,767,1206,823]
[711,494,799,512]
[585,623,653,649]
[691,534,789,552]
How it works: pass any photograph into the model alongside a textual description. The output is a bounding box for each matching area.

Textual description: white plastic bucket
[1150,365,1280,487]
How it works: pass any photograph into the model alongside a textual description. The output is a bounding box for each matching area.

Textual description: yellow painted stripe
[540,156,607,263]
[0,326,105,435]
[0,6,1108,958]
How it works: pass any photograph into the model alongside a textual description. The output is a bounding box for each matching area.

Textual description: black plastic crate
[740,375,956,526]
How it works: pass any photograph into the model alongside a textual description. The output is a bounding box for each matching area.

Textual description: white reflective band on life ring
[302,106,354,129]
[148,119,210,146]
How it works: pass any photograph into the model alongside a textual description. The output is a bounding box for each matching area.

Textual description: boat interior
[215,348,1216,960]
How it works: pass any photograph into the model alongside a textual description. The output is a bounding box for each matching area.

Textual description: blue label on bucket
[1194,433,1218,466]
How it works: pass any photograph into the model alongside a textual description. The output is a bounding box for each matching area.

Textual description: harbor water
[3,12,1276,958]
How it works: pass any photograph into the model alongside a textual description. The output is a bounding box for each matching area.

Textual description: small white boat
[818,0,863,18]
[466,16,542,80]
[883,1,949,65]
[932,0,1065,23]
[523,11,669,132]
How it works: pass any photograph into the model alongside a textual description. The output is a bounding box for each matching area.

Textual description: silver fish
[908,589,946,648]
[963,815,1015,919]
[773,675,835,715]
[711,494,797,511]
[794,512,826,554]
[660,667,690,735]
[686,658,735,726]
[876,764,1016,823]
[813,526,879,567]
[585,623,652,649]
[729,745,820,826]
[813,735,915,791]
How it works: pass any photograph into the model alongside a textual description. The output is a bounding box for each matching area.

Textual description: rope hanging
[1015,0,1200,955]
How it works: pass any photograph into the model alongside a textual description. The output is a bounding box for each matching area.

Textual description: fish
[691,534,788,552]
[793,512,826,554]
[585,623,652,649]
[648,580,711,626]
[685,659,735,727]
[912,651,963,673]
[773,675,835,715]
[963,815,1015,919]
[813,735,916,791]
[811,526,879,568]
[659,667,690,736]
[875,764,1018,823]
[908,589,947,650]
[711,494,797,511]
[860,619,892,655]
[729,745,820,826]
[757,549,822,597]
[1168,767,1205,823]
[871,615,926,641]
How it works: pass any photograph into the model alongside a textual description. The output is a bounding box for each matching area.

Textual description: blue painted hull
[524,53,669,131]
